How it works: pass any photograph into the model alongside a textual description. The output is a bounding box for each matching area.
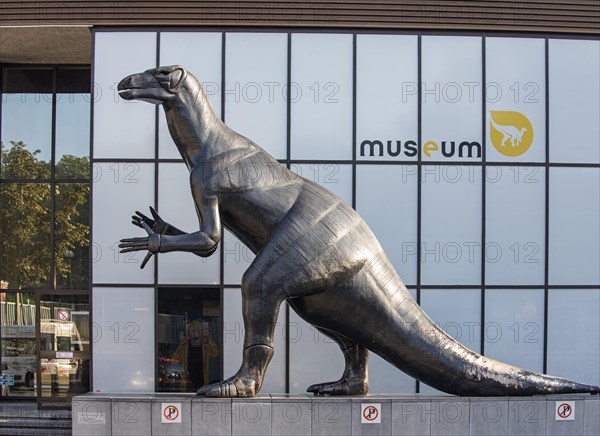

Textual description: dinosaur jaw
[118,71,171,104]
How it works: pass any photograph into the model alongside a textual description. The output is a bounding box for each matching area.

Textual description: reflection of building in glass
[157,288,221,392]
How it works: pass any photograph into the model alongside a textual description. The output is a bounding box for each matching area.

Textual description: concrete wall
[72,393,599,436]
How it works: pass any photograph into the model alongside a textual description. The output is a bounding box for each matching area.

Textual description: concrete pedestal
[72,393,599,436]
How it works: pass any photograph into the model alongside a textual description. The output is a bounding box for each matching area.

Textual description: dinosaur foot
[196,375,257,398]
[307,377,368,395]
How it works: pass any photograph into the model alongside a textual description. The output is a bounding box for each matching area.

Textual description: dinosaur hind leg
[306,327,369,395]
[197,262,286,397]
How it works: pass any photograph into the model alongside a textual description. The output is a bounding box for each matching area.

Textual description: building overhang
[0,26,91,64]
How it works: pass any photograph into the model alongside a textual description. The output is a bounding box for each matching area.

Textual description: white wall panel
[288,310,345,394]
[223,230,255,285]
[159,32,222,159]
[92,162,155,284]
[486,37,545,163]
[225,33,287,160]
[94,32,156,159]
[368,288,418,393]
[485,165,545,285]
[291,34,353,160]
[420,288,481,394]
[484,289,544,373]
[421,165,482,285]
[157,163,220,284]
[356,165,418,286]
[356,35,418,161]
[92,287,155,392]
[291,163,352,205]
[549,168,600,285]
[550,39,600,164]
[548,289,600,386]
[422,36,482,162]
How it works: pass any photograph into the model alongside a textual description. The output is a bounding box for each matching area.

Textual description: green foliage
[0,141,89,289]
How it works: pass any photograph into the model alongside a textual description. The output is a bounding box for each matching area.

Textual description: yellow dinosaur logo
[490,111,534,157]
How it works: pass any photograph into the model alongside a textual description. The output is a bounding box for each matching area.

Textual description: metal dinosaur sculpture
[118,65,599,398]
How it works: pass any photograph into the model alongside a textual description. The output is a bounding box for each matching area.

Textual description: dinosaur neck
[163,77,225,169]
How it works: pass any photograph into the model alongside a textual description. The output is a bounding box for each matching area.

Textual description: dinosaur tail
[360,261,599,396]
[489,117,505,134]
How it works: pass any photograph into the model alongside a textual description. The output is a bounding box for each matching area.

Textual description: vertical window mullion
[50,67,57,291]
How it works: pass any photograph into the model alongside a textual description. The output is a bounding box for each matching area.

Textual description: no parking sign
[161,403,181,423]
[361,403,381,424]
[555,401,575,421]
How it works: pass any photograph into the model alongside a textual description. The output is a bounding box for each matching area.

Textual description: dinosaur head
[118,65,187,104]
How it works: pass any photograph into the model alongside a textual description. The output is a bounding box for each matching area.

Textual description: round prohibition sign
[557,403,572,419]
[363,405,379,421]
[57,310,70,321]
[163,404,180,421]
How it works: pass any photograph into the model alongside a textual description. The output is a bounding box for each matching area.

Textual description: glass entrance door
[38,294,90,408]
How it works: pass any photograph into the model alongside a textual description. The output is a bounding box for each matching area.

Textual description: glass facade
[0,29,597,409]
[90,30,599,396]
[0,66,91,405]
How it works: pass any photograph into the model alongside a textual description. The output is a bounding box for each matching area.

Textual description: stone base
[72,393,599,436]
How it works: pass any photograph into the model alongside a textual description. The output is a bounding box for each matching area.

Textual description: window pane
[486,38,545,163]
[422,36,482,163]
[0,183,51,288]
[157,287,221,392]
[291,34,353,160]
[1,292,37,397]
[55,183,90,290]
[56,68,91,94]
[225,33,287,160]
[1,94,52,178]
[40,295,90,352]
[356,35,418,162]
[56,93,90,179]
[3,68,52,93]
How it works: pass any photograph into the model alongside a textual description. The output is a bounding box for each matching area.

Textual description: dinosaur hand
[119,221,161,269]
[131,206,166,234]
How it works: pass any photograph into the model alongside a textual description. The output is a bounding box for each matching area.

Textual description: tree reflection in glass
[0,141,89,289]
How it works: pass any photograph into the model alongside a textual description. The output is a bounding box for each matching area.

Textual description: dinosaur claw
[141,221,153,235]
[140,251,153,269]
[150,206,160,221]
